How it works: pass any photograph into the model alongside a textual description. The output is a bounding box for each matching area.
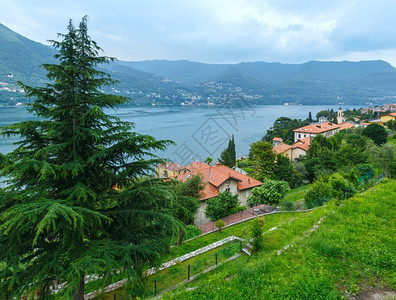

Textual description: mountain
[2,22,396,107]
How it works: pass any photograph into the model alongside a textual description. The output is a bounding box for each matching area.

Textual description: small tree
[247,178,290,207]
[219,135,236,167]
[250,217,265,252]
[249,140,276,180]
[172,175,205,245]
[205,191,240,221]
[386,120,396,133]
[304,178,332,208]
[365,141,396,179]
[329,173,356,200]
[362,123,387,145]
[215,219,226,232]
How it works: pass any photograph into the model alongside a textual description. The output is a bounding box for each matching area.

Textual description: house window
[298,134,301,139]
[225,188,230,192]
[163,170,168,177]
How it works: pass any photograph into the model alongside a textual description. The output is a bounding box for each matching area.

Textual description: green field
[162,180,396,299]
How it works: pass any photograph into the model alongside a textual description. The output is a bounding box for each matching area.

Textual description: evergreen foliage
[172,175,205,245]
[248,140,276,180]
[362,123,387,145]
[0,17,180,299]
[263,117,309,144]
[219,135,236,168]
[250,217,265,252]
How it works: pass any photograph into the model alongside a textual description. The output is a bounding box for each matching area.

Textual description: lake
[0,104,356,165]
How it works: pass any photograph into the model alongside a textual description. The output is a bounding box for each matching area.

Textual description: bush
[184,225,202,240]
[215,219,226,232]
[205,191,240,221]
[329,173,356,200]
[247,178,290,207]
[250,217,265,252]
[304,179,332,209]
[281,201,294,211]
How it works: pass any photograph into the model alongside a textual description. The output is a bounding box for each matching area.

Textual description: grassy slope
[164,180,396,299]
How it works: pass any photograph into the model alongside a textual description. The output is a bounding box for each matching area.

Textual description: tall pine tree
[0,17,180,299]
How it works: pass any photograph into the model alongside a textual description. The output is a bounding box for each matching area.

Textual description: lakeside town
[1,8,395,300]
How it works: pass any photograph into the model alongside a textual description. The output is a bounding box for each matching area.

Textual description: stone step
[245,243,253,250]
[242,248,251,256]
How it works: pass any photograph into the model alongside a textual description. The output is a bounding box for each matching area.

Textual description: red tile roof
[157,162,188,172]
[292,136,311,152]
[338,122,355,130]
[187,161,210,172]
[273,142,292,154]
[175,163,262,200]
[293,122,339,134]
[272,137,283,142]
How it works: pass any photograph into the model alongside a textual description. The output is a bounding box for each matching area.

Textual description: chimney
[248,178,250,184]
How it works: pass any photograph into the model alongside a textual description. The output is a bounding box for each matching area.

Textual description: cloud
[1,0,396,65]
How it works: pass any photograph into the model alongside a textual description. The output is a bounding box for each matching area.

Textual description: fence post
[114,293,116,300]
[154,279,157,296]
[215,253,218,265]
[188,264,190,281]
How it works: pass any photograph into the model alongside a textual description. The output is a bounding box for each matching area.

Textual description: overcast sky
[1,0,396,66]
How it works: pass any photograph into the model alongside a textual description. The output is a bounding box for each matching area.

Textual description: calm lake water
[0,105,356,165]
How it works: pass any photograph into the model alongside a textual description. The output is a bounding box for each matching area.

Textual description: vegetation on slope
[163,180,396,299]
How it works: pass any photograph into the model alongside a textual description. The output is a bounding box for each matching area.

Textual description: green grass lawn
[283,185,309,203]
[94,241,241,299]
[162,180,396,299]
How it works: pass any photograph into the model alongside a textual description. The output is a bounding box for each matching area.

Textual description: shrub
[184,225,202,240]
[247,178,290,207]
[329,173,356,200]
[304,178,331,209]
[281,201,294,211]
[205,191,240,221]
[215,219,226,232]
[250,217,265,252]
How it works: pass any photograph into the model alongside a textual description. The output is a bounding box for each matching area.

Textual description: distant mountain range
[1,23,396,107]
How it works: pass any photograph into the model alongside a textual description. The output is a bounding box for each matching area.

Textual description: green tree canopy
[247,178,290,207]
[249,140,276,180]
[0,17,180,299]
[172,175,205,245]
[263,117,309,144]
[205,191,241,221]
[365,141,396,178]
[362,123,388,145]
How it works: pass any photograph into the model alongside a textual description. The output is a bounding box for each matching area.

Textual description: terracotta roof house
[273,142,293,160]
[337,122,355,130]
[155,162,189,178]
[293,122,340,142]
[175,162,262,225]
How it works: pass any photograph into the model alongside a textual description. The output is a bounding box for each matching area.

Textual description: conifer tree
[0,17,180,299]
[218,134,236,167]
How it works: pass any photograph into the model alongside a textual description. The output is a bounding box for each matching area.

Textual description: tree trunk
[384,164,391,179]
[72,276,84,300]
[177,230,185,246]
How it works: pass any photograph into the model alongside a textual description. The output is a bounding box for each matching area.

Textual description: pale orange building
[156,162,189,178]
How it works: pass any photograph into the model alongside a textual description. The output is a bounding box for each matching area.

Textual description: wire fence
[197,204,275,234]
